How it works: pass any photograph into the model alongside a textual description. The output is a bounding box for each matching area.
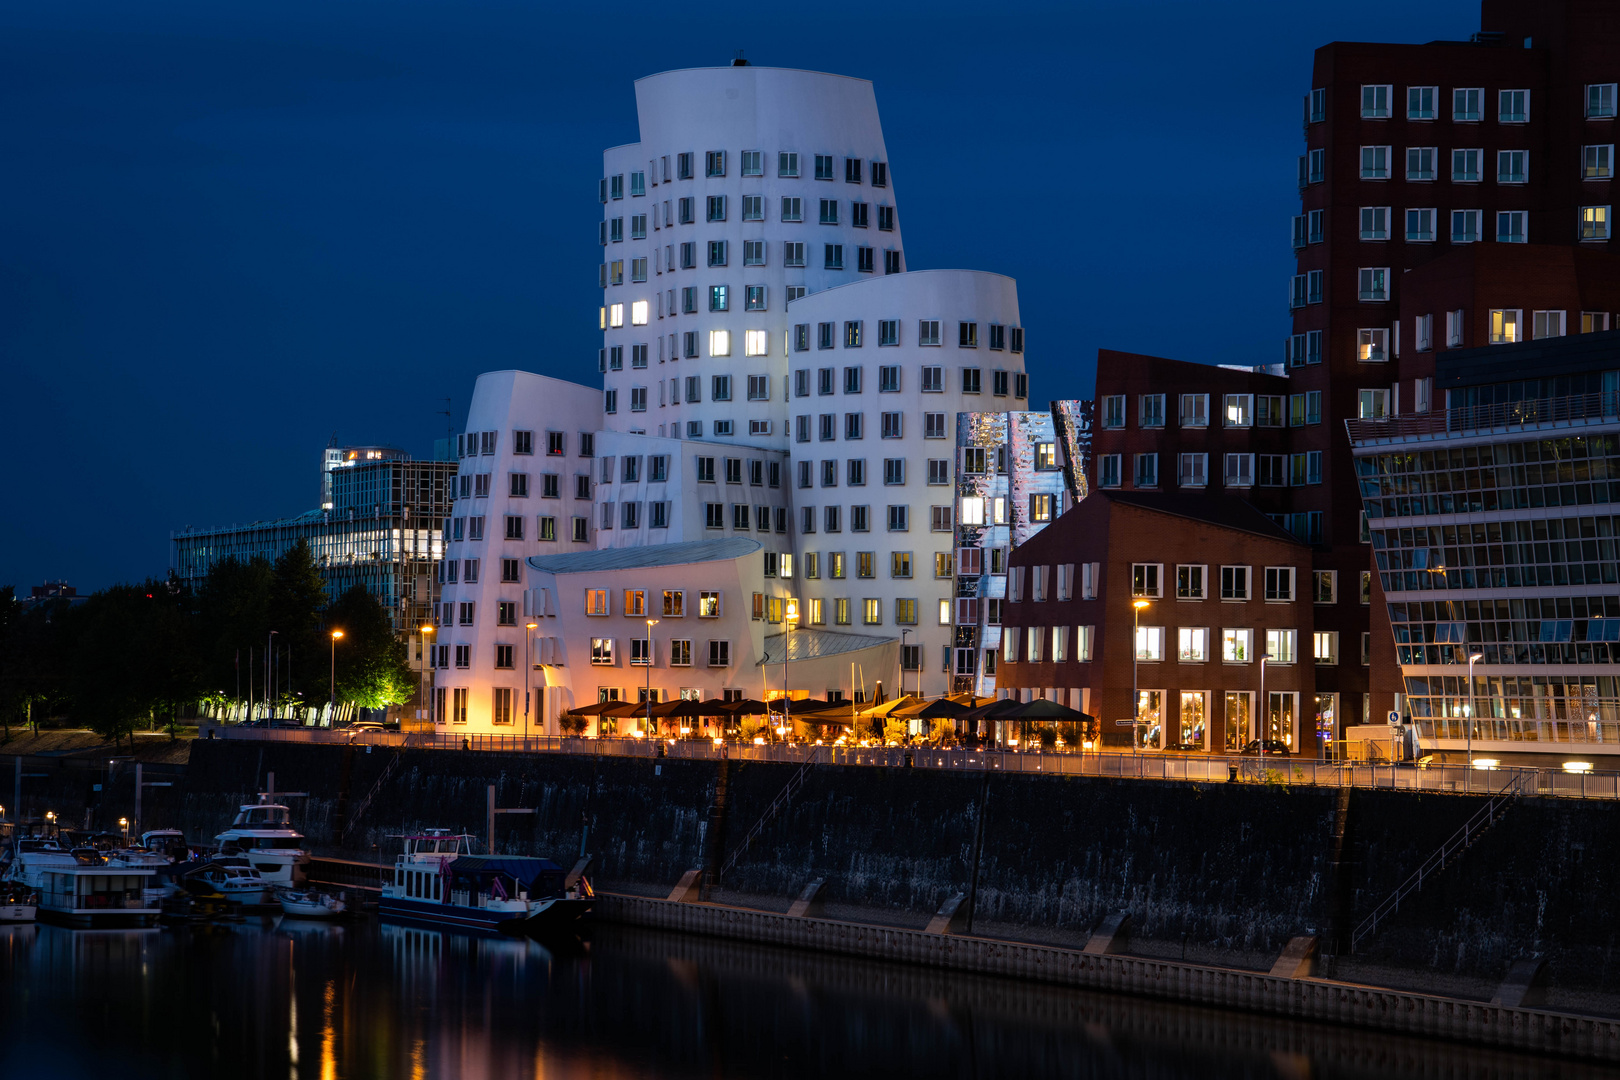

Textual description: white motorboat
[214,801,311,886]
[0,882,38,923]
[140,829,191,862]
[278,888,348,919]
[378,829,593,935]
[189,859,276,906]
[3,839,161,927]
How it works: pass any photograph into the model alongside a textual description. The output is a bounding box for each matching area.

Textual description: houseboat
[379,830,592,935]
[3,839,161,927]
[214,801,310,886]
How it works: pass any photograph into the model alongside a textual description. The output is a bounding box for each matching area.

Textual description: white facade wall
[524,539,773,734]
[434,371,603,732]
[599,66,903,450]
[588,431,792,557]
[786,270,1029,691]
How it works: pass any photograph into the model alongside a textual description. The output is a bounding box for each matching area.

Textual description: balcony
[1346,391,1620,448]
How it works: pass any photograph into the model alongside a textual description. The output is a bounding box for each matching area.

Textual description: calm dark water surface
[0,918,1612,1080]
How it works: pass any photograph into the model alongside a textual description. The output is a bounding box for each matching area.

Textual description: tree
[326,585,415,709]
[195,555,276,702]
[64,580,202,750]
[268,541,331,706]
[0,591,71,736]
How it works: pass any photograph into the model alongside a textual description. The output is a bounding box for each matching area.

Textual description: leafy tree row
[0,541,416,747]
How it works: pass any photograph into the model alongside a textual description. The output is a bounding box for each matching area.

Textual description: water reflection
[0,919,1610,1079]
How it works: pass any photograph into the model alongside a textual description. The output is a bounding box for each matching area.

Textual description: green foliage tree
[195,555,275,701]
[269,540,332,706]
[64,579,202,749]
[0,591,72,737]
[326,585,415,710]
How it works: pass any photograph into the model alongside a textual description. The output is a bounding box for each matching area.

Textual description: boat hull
[0,904,37,923]
[38,906,159,928]
[379,896,591,936]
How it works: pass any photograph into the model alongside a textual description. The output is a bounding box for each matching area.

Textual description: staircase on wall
[1350,773,1527,953]
[716,748,821,886]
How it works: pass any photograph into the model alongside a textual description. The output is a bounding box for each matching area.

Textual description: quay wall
[40,741,1620,1006]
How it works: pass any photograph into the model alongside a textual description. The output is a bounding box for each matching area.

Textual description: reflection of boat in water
[3,839,161,927]
[214,801,311,886]
[277,888,348,919]
[378,830,593,935]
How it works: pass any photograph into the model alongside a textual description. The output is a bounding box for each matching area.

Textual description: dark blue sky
[1,0,1478,591]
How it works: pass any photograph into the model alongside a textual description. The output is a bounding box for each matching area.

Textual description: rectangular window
[1406,146,1435,181]
[1178,627,1208,663]
[1407,85,1436,120]
[1264,567,1294,602]
[1451,208,1481,242]
[1533,310,1566,340]
[918,320,941,347]
[1497,149,1527,184]
[1134,625,1164,662]
[1584,144,1614,180]
[824,244,844,269]
[779,152,800,178]
[1496,210,1527,244]
[1498,88,1528,123]
[1581,205,1612,240]
[1098,454,1121,487]
[814,154,835,180]
[1138,393,1165,427]
[1357,327,1389,362]
[1220,565,1250,601]
[1358,267,1388,301]
[1360,84,1390,118]
[1266,629,1297,665]
[1314,631,1339,665]
[1453,87,1482,122]
[1359,206,1389,240]
[1131,563,1162,599]
[958,322,978,348]
[1222,628,1252,663]
[1360,145,1390,179]
[1452,148,1482,182]
[1132,453,1157,488]
[1178,452,1207,488]
[1489,308,1522,344]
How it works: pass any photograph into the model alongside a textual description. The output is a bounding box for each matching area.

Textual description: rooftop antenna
[732,49,748,67]
[438,397,453,441]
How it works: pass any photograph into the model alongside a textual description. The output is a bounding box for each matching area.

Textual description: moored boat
[378,830,592,935]
[214,801,311,886]
[0,882,38,923]
[186,858,276,906]
[277,888,348,919]
[3,839,161,927]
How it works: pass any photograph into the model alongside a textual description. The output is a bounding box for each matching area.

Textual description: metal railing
[1345,390,1620,447]
[719,747,821,882]
[197,724,1620,801]
[1349,771,1529,952]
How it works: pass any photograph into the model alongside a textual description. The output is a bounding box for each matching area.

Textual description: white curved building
[785,269,1028,689]
[599,64,904,450]
[433,62,1046,734]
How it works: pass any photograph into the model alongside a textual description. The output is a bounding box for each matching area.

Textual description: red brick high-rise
[1089,0,1620,746]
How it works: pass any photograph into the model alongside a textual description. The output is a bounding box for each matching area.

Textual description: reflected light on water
[0,920,1609,1080]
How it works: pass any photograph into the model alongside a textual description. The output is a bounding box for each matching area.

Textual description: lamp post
[329,630,343,719]
[419,624,434,729]
[266,630,279,721]
[1467,651,1484,773]
[118,817,128,845]
[644,618,659,737]
[785,600,799,740]
[525,622,538,742]
[1259,652,1271,765]
[1132,600,1150,754]
[900,627,911,700]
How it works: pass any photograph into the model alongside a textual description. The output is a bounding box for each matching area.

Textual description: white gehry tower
[598,63,904,451]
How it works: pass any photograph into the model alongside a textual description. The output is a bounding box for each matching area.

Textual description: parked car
[1162,742,1204,752]
[1237,739,1291,757]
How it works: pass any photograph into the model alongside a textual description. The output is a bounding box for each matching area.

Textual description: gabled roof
[1102,491,1303,545]
[528,538,762,575]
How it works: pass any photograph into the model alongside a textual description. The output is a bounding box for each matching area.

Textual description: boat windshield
[233,807,291,828]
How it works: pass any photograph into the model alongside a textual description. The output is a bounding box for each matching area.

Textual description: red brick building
[998,492,1318,755]
[1091,0,1620,746]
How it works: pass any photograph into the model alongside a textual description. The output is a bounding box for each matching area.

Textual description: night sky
[2,0,1478,591]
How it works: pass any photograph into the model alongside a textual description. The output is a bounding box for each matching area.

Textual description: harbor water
[0,918,1611,1079]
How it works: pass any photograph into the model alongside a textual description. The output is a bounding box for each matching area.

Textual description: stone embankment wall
[151,743,1620,1001]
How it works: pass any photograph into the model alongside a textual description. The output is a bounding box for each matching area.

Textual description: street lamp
[267,630,279,720]
[785,599,800,740]
[329,630,344,718]
[644,618,660,737]
[1132,599,1150,754]
[419,625,434,730]
[1467,651,1484,772]
[118,817,129,845]
[525,622,538,742]
[900,627,911,700]
[1259,652,1273,765]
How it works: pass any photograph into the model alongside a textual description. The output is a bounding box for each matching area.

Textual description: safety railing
[198,724,1620,800]
[1345,390,1620,448]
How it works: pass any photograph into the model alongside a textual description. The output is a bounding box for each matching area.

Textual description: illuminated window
[743,330,769,357]
[609,304,624,328]
[630,300,648,325]
[709,329,731,357]
[1489,309,1522,344]
[1581,205,1611,240]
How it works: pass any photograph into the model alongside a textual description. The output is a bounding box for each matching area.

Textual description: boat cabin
[230,805,292,828]
[446,858,565,908]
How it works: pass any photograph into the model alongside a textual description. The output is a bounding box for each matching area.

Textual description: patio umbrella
[649,698,708,718]
[566,700,638,717]
[695,699,736,716]
[960,698,1021,723]
[892,697,970,719]
[854,695,919,720]
[946,692,997,708]
[719,699,772,715]
[1005,698,1093,721]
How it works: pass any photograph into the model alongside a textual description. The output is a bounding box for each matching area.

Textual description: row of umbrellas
[565,693,1095,725]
